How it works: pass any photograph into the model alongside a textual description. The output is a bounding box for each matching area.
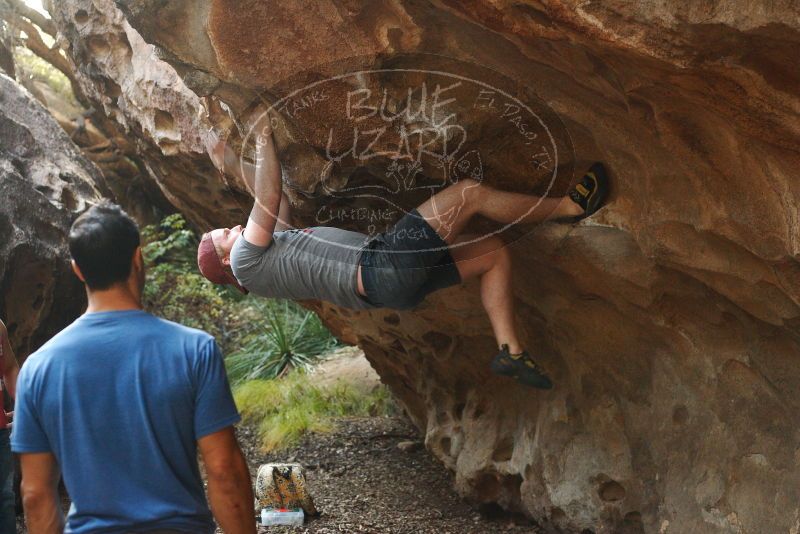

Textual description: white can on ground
[261,508,305,526]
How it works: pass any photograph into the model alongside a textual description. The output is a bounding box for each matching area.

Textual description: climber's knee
[455,178,482,208]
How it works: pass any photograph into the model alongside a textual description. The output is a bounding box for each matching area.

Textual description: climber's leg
[449,235,553,389]
[415,179,582,244]
[448,235,521,352]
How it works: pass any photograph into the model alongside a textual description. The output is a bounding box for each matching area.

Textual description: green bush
[141,213,197,266]
[13,47,77,104]
[226,299,340,383]
[235,372,397,451]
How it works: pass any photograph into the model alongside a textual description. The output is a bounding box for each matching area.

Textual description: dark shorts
[360,209,461,310]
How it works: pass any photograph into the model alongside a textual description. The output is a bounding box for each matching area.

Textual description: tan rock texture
[0,73,107,358]
[51,1,800,532]
[45,0,250,229]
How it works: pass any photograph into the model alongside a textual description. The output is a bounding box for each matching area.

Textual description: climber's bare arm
[201,98,279,241]
[244,119,282,247]
[275,192,292,231]
[204,126,291,233]
[220,151,292,231]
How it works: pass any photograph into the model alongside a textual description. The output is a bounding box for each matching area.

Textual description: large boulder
[0,73,107,358]
[44,0,248,229]
[48,1,800,531]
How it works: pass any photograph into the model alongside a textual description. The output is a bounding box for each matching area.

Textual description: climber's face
[210,225,243,262]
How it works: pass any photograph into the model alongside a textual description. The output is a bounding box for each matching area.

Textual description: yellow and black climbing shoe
[490,344,553,389]
[568,162,609,221]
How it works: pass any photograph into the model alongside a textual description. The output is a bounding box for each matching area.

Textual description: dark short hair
[68,201,140,290]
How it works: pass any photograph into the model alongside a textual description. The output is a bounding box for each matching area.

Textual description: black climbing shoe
[490,344,553,389]
[568,162,609,220]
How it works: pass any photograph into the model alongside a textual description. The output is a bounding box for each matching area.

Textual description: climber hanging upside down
[197,108,609,389]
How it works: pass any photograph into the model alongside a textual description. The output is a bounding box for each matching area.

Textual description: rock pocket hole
[34,184,54,198]
[453,402,466,420]
[103,79,121,99]
[60,188,77,211]
[74,9,89,24]
[492,437,514,462]
[439,437,451,454]
[422,331,452,352]
[435,405,449,422]
[11,157,26,175]
[624,511,642,522]
[672,405,689,424]
[383,313,400,325]
[599,480,626,502]
[550,506,566,521]
[154,110,177,137]
[87,36,110,55]
[623,511,645,533]
[471,400,487,419]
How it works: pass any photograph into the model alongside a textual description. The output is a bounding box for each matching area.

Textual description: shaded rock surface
[45,0,248,230]
[48,1,800,532]
[0,73,107,358]
[0,16,13,77]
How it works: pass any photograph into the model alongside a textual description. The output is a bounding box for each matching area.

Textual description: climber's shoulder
[243,215,274,248]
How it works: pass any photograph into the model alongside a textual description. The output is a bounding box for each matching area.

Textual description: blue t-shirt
[11,310,241,533]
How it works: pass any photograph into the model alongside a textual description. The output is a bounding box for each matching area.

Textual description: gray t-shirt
[230,227,378,310]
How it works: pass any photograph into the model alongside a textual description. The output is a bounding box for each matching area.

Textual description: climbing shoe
[568,162,609,220]
[490,344,553,389]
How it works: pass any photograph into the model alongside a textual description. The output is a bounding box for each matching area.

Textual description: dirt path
[240,416,544,534]
[14,416,544,533]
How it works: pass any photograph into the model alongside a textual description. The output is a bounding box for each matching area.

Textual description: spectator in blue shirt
[11,202,256,534]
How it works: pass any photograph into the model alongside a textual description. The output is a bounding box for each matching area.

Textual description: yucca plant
[226,299,339,383]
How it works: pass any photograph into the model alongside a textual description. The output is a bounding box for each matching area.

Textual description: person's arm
[192,338,252,532]
[198,427,255,534]
[0,320,20,400]
[201,101,285,241]
[217,141,293,231]
[275,191,292,232]
[242,114,283,247]
[19,452,63,534]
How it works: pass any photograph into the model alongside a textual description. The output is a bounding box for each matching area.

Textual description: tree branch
[3,11,88,105]
[4,0,55,37]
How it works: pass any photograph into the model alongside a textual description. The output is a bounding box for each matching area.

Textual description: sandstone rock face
[53,1,800,532]
[45,0,248,229]
[0,73,107,358]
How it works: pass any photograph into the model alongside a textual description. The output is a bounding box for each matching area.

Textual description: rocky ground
[15,416,545,533]
[239,416,545,534]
